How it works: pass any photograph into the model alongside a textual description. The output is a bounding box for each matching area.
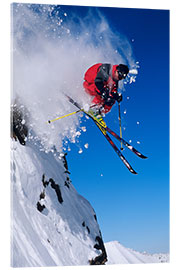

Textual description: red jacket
[83,63,119,112]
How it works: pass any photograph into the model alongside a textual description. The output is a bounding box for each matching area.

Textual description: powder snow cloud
[12,3,137,151]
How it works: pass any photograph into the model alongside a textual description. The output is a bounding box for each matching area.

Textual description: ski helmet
[117,64,129,79]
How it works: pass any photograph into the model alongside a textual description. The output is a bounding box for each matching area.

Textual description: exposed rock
[89,236,107,265]
[11,102,29,145]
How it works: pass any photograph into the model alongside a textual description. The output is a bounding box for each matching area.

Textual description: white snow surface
[105,241,169,264]
[11,140,102,267]
[11,139,169,267]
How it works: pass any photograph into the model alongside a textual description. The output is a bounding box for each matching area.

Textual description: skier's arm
[95,64,111,94]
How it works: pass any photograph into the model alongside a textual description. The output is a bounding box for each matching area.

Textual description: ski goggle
[117,71,128,80]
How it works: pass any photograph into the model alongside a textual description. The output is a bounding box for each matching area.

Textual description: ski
[65,94,147,159]
[65,95,82,110]
[94,122,137,174]
[105,127,147,159]
[65,94,137,174]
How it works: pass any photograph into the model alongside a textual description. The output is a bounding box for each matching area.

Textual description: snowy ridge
[11,139,105,267]
[11,137,169,267]
[105,241,169,264]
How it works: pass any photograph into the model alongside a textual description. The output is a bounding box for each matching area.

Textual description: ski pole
[118,102,124,150]
[46,103,99,124]
[47,109,83,124]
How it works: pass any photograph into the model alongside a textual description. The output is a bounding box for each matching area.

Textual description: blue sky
[65,6,169,253]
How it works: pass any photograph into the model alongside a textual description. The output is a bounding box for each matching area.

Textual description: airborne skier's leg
[87,106,107,135]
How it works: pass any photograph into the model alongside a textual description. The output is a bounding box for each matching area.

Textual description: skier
[83,63,129,115]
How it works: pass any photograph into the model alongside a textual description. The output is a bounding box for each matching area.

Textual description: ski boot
[88,107,107,135]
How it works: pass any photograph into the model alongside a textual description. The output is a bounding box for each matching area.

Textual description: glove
[112,92,123,103]
[104,97,115,106]
[101,88,109,101]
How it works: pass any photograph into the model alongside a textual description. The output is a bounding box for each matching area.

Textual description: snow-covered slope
[11,137,169,267]
[11,139,106,267]
[105,241,169,264]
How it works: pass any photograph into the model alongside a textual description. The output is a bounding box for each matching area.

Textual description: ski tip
[137,152,148,159]
[129,167,138,174]
[131,169,138,175]
[141,154,148,159]
[47,120,51,124]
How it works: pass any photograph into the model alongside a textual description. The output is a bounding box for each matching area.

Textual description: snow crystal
[129,76,136,84]
[137,121,140,125]
[76,131,81,137]
[137,141,141,144]
[78,148,83,154]
[21,119,26,125]
[129,69,138,75]
[124,110,127,115]
[64,13,67,16]
[84,143,89,149]
[81,126,86,132]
